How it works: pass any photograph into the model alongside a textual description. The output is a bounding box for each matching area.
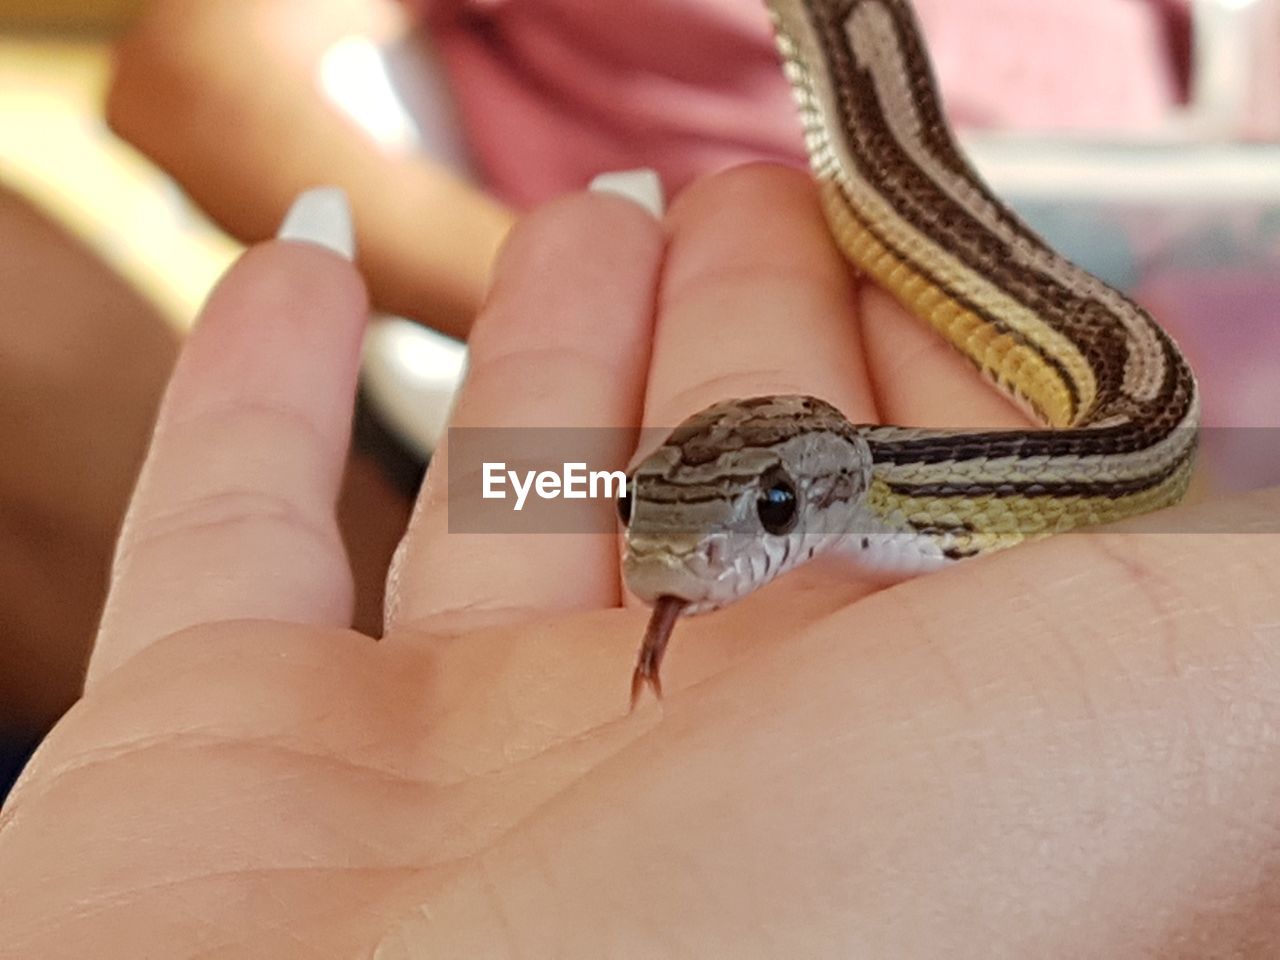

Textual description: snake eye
[617,478,633,527]
[756,469,798,535]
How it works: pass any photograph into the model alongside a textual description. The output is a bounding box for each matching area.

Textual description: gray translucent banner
[444,426,1279,535]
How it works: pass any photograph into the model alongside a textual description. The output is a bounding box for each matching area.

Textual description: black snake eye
[756,470,798,535]
[617,479,633,527]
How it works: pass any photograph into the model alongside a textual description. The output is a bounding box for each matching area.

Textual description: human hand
[3,167,1279,958]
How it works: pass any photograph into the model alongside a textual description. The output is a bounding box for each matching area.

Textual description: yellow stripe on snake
[621,0,1200,702]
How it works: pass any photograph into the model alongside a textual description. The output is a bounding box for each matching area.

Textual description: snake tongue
[630,596,688,709]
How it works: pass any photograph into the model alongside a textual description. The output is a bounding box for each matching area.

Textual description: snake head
[620,395,872,615]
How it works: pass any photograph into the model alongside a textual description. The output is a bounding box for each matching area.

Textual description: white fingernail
[277,186,355,260]
[589,168,664,217]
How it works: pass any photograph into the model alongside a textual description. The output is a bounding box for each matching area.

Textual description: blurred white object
[965,138,1280,203]
[318,27,474,461]
[318,30,474,170]
[319,36,422,156]
[361,316,466,459]
[1187,0,1280,140]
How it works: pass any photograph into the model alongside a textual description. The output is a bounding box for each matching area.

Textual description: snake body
[622,0,1200,700]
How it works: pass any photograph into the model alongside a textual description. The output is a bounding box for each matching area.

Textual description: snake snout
[622,535,722,608]
[623,555,706,606]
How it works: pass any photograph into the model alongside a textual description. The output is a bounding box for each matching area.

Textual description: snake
[620,0,1201,703]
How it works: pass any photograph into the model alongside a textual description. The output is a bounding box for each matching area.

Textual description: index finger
[90,189,368,686]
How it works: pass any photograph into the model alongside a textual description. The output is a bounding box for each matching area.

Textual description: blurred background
[1,0,219,798]
[1,0,1278,800]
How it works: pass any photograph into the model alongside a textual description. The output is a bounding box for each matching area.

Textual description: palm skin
[4,166,1279,959]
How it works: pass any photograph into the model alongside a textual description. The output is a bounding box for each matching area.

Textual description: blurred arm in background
[106,0,513,338]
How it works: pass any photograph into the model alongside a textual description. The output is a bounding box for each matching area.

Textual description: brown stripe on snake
[863,415,1195,466]
[884,445,1195,501]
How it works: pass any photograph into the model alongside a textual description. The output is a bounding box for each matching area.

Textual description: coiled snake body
[621,0,1200,701]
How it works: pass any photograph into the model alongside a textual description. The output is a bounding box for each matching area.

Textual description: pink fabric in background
[405,0,1187,208]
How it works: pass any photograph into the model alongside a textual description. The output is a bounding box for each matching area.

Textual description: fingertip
[91,233,371,683]
[489,188,665,282]
[659,162,842,301]
[193,240,368,351]
[666,162,815,228]
[471,188,665,358]
[158,237,372,461]
[246,238,367,309]
[642,160,872,431]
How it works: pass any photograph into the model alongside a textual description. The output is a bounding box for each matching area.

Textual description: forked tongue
[630,596,688,709]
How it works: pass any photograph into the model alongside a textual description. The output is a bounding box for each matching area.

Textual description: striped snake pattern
[622,0,1200,700]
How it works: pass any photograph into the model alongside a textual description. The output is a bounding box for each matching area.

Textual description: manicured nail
[589,168,664,217]
[276,186,355,260]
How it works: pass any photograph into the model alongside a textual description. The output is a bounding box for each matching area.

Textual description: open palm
[4,166,1279,959]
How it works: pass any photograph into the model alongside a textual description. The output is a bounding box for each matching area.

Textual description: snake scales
[620,0,1200,701]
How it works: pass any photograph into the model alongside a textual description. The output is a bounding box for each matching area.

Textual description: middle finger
[643,164,874,433]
